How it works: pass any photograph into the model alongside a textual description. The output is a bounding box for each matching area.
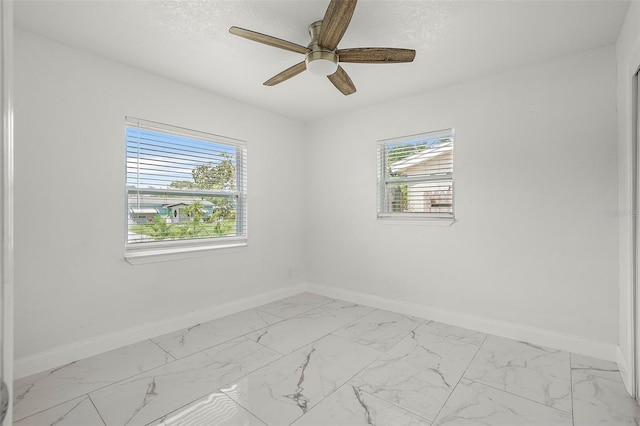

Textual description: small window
[125,117,247,260]
[377,129,454,219]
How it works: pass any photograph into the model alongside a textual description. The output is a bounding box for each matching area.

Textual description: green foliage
[130,218,237,241]
[208,196,235,223]
[158,154,238,239]
[387,142,427,177]
[168,180,196,190]
[192,153,236,190]
[385,141,431,212]
[182,201,206,236]
[183,201,205,223]
[149,215,172,240]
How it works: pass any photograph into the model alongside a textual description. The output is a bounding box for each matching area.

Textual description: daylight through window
[125,117,247,257]
[377,129,454,219]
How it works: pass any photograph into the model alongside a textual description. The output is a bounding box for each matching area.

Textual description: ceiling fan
[229,0,416,96]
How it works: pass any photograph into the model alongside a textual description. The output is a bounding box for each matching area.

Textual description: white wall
[13,31,307,374]
[306,46,619,357]
[13,26,624,379]
[616,0,640,394]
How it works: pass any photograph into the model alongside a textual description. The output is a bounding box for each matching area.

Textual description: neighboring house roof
[127,197,214,208]
[129,207,159,214]
[390,140,453,174]
[163,200,214,208]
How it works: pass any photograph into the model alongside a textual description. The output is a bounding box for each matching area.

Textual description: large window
[125,117,247,259]
[377,129,454,219]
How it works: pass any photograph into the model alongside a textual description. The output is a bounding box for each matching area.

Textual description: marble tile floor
[12,292,640,426]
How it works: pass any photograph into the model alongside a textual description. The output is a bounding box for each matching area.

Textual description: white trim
[619,345,634,395]
[125,239,248,265]
[306,282,619,362]
[377,217,455,227]
[378,128,455,145]
[626,56,640,400]
[14,284,306,379]
[15,283,622,382]
[633,66,640,399]
[125,116,246,147]
[377,129,455,220]
[1,1,13,424]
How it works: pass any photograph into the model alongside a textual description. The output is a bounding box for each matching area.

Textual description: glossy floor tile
[152,308,283,359]
[14,396,105,426]
[432,378,573,426]
[255,293,333,319]
[350,323,482,421]
[246,300,375,355]
[225,334,381,425]
[90,337,280,426]
[571,353,640,425]
[13,339,172,421]
[13,293,640,426]
[332,308,424,352]
[464,335,572,413]
[291,384,431,426]
[148,391,266,426]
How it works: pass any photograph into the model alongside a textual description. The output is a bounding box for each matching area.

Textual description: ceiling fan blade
[264,61,307,86]
[318,0,357,51]
[229,27,310,55]
[328,65,356,95]
[337,48,416,63]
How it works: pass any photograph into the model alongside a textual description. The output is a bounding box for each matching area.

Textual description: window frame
[377,129,455,222]
[124,117,248,263]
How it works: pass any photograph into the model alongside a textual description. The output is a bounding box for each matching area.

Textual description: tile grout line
[569,353,575,426]
[461,377,576,419]
[254,296,336,321]
[429,332,488,424]
[149,338,177,362]
[454,335,575,418]
[13,394,93,425]
[87,394,107,426]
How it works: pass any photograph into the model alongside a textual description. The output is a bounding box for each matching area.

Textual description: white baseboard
[15,282,621,380]
[14,284,307,379]
[617,346,634,396]
[306,282,619,363]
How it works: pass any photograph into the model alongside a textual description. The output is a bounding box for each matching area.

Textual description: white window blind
[378,129,454,219]
[125,117,247,257]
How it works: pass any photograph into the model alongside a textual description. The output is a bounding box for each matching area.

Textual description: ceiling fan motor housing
[305,20,338,75]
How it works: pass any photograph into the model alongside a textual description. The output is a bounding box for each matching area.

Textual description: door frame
[1,1,14,424]
[634,68,640,400]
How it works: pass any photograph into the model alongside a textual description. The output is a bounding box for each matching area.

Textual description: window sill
[377,215,455,227]
[125,239,247,265]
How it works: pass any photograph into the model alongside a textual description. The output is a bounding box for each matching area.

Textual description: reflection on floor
[13,293,640,425]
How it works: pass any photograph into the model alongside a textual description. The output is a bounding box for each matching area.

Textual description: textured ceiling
[14,0,630,122]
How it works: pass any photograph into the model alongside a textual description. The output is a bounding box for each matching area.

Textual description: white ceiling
[14,0,630,122]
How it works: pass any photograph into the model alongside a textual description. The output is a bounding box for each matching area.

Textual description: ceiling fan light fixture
[305,50,338,76]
